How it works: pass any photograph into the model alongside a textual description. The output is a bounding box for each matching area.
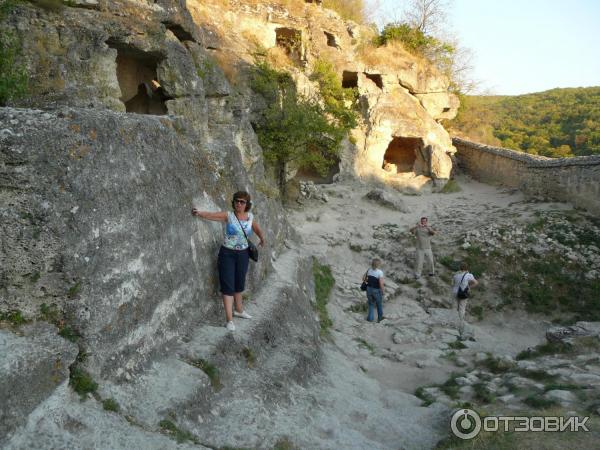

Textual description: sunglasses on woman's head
[234,199,247,204]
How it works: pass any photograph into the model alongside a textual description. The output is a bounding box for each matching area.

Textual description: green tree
[251,61,349,197]
[309,59,358,129]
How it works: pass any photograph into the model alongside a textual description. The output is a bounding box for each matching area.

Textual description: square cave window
[275,27,302,60]
[108,41,171,115]
[342,71,358,88]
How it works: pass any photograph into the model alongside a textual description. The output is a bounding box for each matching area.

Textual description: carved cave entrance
[108,41,170,115]
[162,21,195,43]
[342,71,358,88]
[382,137,423,174]
[365,73,383,89]
[275,27,303,61]
[324,31,338,48]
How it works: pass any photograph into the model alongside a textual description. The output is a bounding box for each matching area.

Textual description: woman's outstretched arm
[192,209,228,222]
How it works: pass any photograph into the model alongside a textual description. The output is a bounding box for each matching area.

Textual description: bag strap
[234,213,250,245]
[458,271,469,289]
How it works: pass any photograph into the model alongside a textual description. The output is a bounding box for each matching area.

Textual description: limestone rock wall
[454,138,600,215]
[1,106,287,380]
[186,0,458,188]
[1,0,288,382]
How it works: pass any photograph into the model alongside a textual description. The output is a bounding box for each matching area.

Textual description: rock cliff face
[1,0,458,445]
[185,0,457,188]
[1,106,290,380]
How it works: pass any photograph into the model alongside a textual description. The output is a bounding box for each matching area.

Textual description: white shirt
[452,271,475,295]
[366,268,384,289]
[367,268,384,279]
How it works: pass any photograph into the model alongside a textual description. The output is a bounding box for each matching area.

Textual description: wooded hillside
[447,87,600,157]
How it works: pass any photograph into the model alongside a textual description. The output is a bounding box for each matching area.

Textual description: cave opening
[275,27,302,61]
[382,137,422,174]
[324,31,338,48]
[162,21,195,43]
[342,71,358,88]
[365,73,383,89]
[294,159,340,184]
[107,41,171,115]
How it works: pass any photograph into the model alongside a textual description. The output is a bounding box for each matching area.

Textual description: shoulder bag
[456,272,470,299]
[235,214,258,262]
[360,270,368,291]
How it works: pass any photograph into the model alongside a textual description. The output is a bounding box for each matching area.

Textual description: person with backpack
[452,262,478,338]
[362,258,386,323]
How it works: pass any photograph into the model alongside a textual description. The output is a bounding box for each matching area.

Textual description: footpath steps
[96,249,320,445]
[168,249,322,448]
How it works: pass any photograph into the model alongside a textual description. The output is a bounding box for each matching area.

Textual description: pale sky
[370,0,600,95]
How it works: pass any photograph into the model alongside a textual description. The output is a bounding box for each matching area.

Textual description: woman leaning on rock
[192,191,265,331]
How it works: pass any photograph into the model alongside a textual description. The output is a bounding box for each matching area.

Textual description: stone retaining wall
[453,138,600,215]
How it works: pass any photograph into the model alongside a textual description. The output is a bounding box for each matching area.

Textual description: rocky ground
[3,173,600,449]
[290,174,600,448]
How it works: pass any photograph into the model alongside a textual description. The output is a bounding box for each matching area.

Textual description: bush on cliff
[375,21,455,83]
[309,59,358,129]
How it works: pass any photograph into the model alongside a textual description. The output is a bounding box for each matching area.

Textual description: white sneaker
[226,321,236,331]
[233,311,252,319]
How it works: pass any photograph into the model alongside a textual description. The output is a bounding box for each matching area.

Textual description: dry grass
[357,40,427,72]
[354,40,380,68]
[322,0,366,23]
[265,46,294,70]
[209,49,240,84]
[241,30,264,52]
[186,0,213,24]
[189,0,366,24]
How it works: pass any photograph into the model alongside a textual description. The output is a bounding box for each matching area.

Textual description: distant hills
[446,87,600,158]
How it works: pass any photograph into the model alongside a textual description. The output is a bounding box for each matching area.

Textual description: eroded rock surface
[0,323,78,443]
